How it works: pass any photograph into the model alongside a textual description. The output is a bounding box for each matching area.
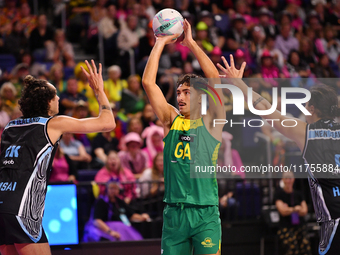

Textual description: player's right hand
[217,55,246,79]
[81,59,103,95]
[155,33,179,45]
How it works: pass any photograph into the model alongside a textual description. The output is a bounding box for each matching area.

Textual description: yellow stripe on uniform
[170,115,203,131]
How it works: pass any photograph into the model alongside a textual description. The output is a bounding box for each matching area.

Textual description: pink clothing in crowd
[50,156,69,182]
[95,167,136,200]
[220,132,245,179]
[141,125,164,167]
[118,150,148,174]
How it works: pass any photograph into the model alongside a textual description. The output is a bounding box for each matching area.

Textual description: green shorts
[161,204,221,255]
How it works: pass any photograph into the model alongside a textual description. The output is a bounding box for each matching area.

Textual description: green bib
[163,115,220,205]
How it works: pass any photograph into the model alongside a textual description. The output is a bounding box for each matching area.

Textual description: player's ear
[309,105,315,115]
[198,94,202,104]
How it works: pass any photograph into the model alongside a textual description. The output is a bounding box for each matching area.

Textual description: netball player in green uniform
[142,20,245,255]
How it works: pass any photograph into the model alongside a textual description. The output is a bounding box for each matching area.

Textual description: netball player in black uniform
[218,55,340,255]
[0,60,115,255]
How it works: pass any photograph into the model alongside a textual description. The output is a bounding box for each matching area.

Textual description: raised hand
[181,19,194,48]
[81,60,103,95]
[217,55,246,79]
[155,33,179,45]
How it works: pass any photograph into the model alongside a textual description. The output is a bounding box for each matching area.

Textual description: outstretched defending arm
[218,55,306,151]
[48,60,116,144]
[142,34,179,132]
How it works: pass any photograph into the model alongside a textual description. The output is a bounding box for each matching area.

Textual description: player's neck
[183,112,201,120]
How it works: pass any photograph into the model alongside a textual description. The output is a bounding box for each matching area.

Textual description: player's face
[177,84,191,116]
[48,83,59,116]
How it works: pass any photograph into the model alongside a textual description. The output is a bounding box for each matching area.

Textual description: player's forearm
[232,79,271,111]
[142,41,165,87]
[186,40,219,78]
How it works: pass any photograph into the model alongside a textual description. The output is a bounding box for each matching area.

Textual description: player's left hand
[181,19,194,48]
[217,55,246,79]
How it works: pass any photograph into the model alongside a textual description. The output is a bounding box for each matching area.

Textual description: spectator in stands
[258,50,285,87]
[59,77,88,115]
[9,62,29,96]
[90,0,107,24]
[83,180,148,242]
[187,0,211,22]
[304,27,325,56]
[141,125,164,167]
[59,132,92,170]
[0,82,18,116]
[0,0,20,37]
[314,54,338,78]
[131,2,149,29]
[217,131,244,179]
[223,14,249,52]
[120,75,146,117]
[257,7,278,38]
[195,21,214,53]
[117,14,145,52]
[275,23,299,60]
[29,14,54,56]
[118,132,148,178]
[285,0,304,33]
[95,150,136,203]
[141,103,159,129]
[92,130,119,167]
[50,147,77,183]
[158,42,183,77]
[4,20,29,61]
[306,10,323,36]
[325,0,340,38]
[137,21,156,75]
[19,51,48,78]
[312,0,326,26]
[46,29,75,67]
[115,0,129,20]
[257,35,284,68]
[98,3,119,40]
[127,117,143,137]
[0,97,10,135]
[104,65,127,104]
[274,171,312,255]
[320,26,340,64]
[72,101,92,154]
[199,11,223,48]
[249,26,265,63]
[299,37,317,70]
[17,2,37,38]
[285,50,312,79]
[139,0,156,21]
[49,62,66,94]
[85,0,108,54]
[138,152,164,198]
[209,46,223,67]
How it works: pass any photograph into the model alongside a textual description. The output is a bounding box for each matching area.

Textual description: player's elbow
[101,117,116,132]
[142,78,154,89]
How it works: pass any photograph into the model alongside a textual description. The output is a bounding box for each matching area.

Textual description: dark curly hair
[19,75,56,117]
[309,85,340,119]
[177,73,208,93]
